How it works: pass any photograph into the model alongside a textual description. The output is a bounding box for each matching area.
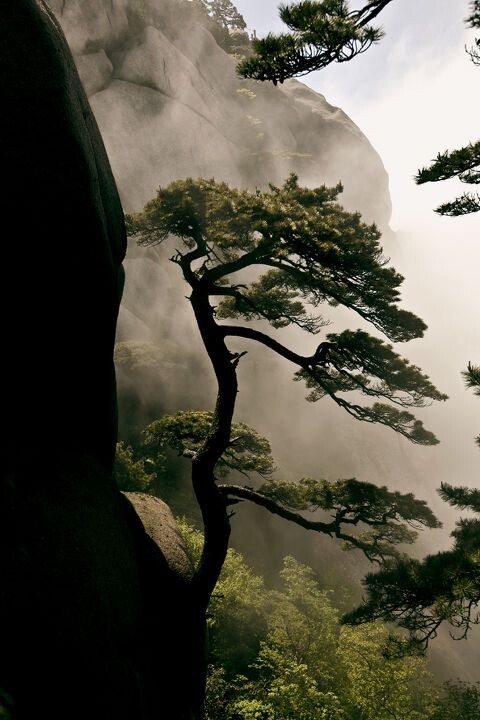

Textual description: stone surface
[0,3,191,718]
[125,492,193,579]
[91,79,243,211]
[75,49,113,95]
[47,0,129,54]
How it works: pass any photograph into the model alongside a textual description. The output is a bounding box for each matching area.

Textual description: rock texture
[48,0,391,226]
[125,492,193,579]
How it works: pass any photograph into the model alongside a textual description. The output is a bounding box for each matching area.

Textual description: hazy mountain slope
[48,0,391,225]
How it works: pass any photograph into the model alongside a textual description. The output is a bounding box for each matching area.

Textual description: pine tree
[344,364,480,651]
[127,174,446,612]
[198,0,247,30]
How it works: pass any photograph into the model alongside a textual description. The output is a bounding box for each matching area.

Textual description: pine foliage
[415,2,480,215]
[344,364,480,650]
[128,175,446,444]
[238,0,394,83]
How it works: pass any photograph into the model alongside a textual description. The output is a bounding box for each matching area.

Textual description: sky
[235,0,480,230]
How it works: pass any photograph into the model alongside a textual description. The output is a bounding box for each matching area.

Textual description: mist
[50,0,480,684]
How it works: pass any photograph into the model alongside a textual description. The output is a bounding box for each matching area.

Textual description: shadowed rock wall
[0,3,198,718]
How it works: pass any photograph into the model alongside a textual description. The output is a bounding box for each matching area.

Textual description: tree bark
[189,282,236,609]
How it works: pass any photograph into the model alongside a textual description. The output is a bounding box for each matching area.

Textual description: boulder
[125,492,193,579]
[112,25,218,121]
[47,0,129,54]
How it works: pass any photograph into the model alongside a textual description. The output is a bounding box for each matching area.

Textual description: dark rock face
[1,0,126,470]
[0,3,196,718]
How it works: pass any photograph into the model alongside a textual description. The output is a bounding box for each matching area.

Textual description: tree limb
[221,324,314,368]
[218,484,394,563]
[218,484,334,533]
[354,0,395,27]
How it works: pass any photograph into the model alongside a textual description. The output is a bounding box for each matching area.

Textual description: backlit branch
[219,476,440,565]
[238,0,395,84]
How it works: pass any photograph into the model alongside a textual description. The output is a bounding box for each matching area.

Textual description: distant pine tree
[199,0,247,30]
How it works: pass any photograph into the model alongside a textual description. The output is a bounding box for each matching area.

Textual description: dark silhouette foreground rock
[0,3,201,718]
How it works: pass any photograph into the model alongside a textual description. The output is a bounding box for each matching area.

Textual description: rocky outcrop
[125,492,193,579]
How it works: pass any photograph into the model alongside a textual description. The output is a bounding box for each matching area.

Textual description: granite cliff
[48,0,391,224]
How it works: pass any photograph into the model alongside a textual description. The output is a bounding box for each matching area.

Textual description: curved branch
[263,258,424,343]
[218,484,391,563]
[218,484,334,533]
[354,0,395,26]
[221,324,313,367]
[209,282,325,333]
[207,246,270,282]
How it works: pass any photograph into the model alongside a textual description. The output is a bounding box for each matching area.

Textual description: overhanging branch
[221,324,313,367]
[218,484,393,563]
[218,484,333,533]
[354,0,395,27]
